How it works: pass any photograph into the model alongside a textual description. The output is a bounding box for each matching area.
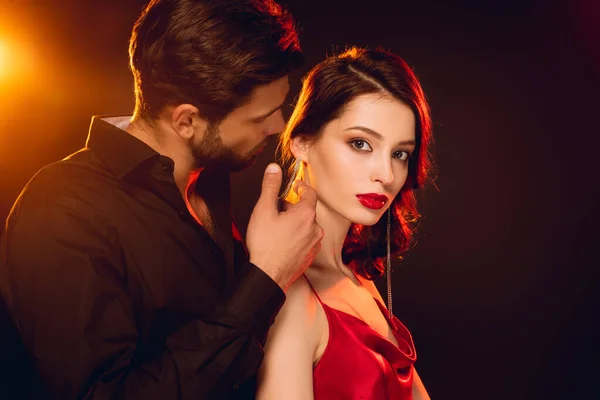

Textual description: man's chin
[211,152,259,173]
[230,141,268,171]
[199,140,267,172]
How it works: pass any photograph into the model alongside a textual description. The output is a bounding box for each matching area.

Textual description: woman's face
[294,93,416,226]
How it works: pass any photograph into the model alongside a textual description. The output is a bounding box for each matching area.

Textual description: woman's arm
[412,367,431,400]
[257,277,323,400]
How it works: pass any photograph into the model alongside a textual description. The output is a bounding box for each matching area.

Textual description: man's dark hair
[129,0,303,123]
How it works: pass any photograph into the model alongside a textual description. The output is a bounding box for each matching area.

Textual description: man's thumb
[257,163,282,211]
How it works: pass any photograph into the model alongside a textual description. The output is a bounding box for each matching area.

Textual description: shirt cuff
[223,262,286,342]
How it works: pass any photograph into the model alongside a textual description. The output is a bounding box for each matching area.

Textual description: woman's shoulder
[266,275,324,350]
[259,275,325,398]
[280,275,319,320]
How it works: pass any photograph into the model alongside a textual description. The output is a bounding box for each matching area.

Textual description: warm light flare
[0,39,8,81]
[0,36,36,92]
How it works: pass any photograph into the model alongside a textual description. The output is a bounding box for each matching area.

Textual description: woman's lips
[356,193,388,210]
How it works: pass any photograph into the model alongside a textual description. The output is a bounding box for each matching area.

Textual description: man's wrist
[248,258,287,290]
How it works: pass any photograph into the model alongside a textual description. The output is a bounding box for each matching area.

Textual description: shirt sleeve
[0,201,285,399]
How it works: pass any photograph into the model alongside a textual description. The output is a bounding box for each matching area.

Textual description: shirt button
[233,383,239,390]
[163,161,173,174]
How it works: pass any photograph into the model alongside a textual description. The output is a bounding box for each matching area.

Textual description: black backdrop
[0,0,598,398]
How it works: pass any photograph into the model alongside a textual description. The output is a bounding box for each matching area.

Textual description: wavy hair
[279,47,435,279]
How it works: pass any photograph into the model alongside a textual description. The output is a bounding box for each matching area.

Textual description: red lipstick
[356,193,388,210]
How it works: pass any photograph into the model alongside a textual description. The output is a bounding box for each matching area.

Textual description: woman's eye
[394,150,410,161]
[350,140,372,151]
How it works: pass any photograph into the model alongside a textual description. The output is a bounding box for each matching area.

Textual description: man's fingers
[294,181,317,209]
[256,163,283,215]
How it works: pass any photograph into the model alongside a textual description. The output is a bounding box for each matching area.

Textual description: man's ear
[170,104,204,140]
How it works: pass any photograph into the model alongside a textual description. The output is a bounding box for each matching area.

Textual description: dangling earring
[278,158,302,206]
[386,208,393,319]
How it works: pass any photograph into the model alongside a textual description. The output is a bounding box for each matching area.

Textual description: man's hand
[246,163,323,292]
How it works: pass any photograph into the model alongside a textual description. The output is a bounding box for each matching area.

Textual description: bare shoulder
[259,275,321,397]
[274,276,319,328]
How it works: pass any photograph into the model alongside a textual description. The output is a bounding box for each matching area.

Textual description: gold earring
[278,158,302,203]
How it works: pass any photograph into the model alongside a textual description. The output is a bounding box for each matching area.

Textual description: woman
[257,47,434,399]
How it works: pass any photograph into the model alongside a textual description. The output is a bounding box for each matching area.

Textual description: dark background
[1,0,599,398]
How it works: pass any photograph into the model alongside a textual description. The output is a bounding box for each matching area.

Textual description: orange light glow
[0,35,37,93]
[0,39,8,81]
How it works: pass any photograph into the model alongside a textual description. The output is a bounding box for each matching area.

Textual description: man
[0,0,323,398]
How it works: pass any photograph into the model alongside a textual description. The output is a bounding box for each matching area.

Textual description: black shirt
[0,116,285,399]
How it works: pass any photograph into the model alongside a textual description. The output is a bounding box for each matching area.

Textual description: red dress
[307,280,417,399]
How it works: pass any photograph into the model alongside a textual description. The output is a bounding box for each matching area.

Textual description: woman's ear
[290,135,311,161]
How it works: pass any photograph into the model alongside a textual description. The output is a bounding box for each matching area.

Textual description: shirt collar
[85,115,159,178]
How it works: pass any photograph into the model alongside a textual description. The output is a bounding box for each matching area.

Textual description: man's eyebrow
[253,101,285,121]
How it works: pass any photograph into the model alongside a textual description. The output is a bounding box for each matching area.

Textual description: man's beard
[191,123,268,172]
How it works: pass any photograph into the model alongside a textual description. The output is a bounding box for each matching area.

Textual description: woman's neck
[311,200,358,284]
